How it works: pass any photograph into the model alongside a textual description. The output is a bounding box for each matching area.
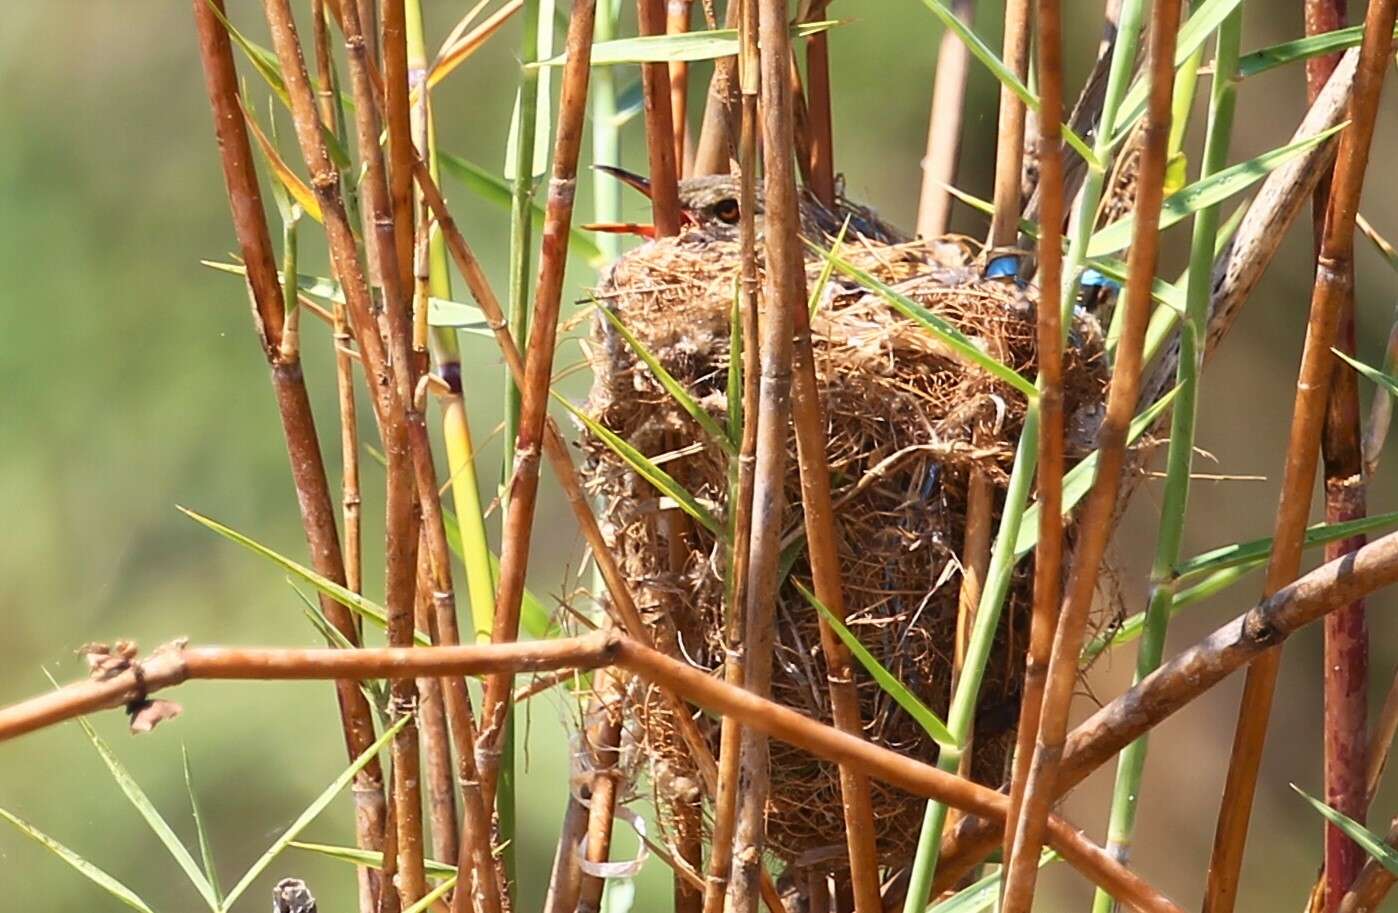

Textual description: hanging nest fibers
[575,231,1109,867]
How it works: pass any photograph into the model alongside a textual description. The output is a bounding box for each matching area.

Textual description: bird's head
[583,165,755,240]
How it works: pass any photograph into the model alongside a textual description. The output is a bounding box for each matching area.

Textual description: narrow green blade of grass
[809,218,849,318]
[0,808,156,913]
[1173,509,1398,582]
[1237,24,1398,81]
[291,584,389,708]
[1335,348,1398,398]
[240,99,322,223]
[535,20,842,66]
[597,303,737,455]
[222,715,410,909]
[65,707,219,911]
[1081,256,1187,315]
[182,746,224,906]
[437,151,604,266]
[1110,0,1247,142]
[201,260,495,336]
[1087,124,1347,257]
[909,0,1097,165]
[927,850,1058,911]
[404,876,459,913]
[1014,389,1180,557]
[1292,785,1398,875]
[1081,564,1256,663]
[289,840,458,877]
[608,77,645,128]
[796,581,957,747]
[812,242,1039,399]
[178,506,429,646]
[555,394,724,536]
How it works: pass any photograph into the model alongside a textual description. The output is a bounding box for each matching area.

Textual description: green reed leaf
[179,506,430,646]
[1293,785,1398,875]
[222,716,410,909]
[535,20,843,66]
[556,395,724,537]
[597,302,737,456]
[1087,124,1346,257]
[290,840,458,878]
[0,808,156,913]
[797,581,957,748]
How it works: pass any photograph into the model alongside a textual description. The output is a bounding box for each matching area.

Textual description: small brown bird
[584,164,905,244]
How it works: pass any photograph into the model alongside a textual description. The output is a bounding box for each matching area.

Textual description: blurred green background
[2,1,1398,910]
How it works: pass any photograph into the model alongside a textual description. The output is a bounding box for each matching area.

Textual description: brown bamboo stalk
[189,6,386,912]
[1003,0,1066,875]
[1366,670,1398,805]
[727,0,802,908]
[788,97,881,913]
[637,0,684,234]
[703,2,760,903]
[802,0,835,206]
[1304,1,1368,907]
[259,1,435,906]
[378,795,403,913]
[543,795,591,913]
[415,545,460,872]
[693,0,741,175]
[479,0,598,806]
[575,674,624,913]
[934,527,1398,893]
[325,8,504,911]
[1201,0,1396,906]
[382,0,416,290]
[987,0,1031,248]
[667,0,694,177]
[1335,817,1398,913]
[915,0,972,238]
[1000,0,1182,901]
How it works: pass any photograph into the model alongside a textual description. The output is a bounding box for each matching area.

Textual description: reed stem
[1201,0,1396,906]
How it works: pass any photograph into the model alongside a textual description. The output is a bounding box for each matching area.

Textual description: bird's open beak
[580,221,659,238]
[580,165,658,237]
[593,164,653,198]
[581,164,699,237]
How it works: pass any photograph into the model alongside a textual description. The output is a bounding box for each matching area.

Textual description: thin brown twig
[1305,0,1369,905]
[1202,0,1397,906]
[1000,0,1183,901]
[1335,817,1398,913]
[479,0,598,808]
[703,1,760,905]
[1003,0,1066,877]
[785,17,882,913]
[2,633,1172,913]
[667,0,694,177]
[189,6,386,911]
[575,671,624,913]
[728,0,803,909]
[987,0,1031,248]
[637,0,684,235]
[543,794,590,913]
[802,0,835,206]
[415,543,460,874]
[935,528,1398,892]
[692,0,740,175]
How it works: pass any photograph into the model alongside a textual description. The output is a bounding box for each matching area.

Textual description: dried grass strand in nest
[577,233,1108,864]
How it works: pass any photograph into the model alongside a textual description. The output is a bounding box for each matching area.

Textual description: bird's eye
[712,198,740,224]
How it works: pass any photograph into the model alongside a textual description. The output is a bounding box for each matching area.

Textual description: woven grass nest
[576,230,1109,867]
